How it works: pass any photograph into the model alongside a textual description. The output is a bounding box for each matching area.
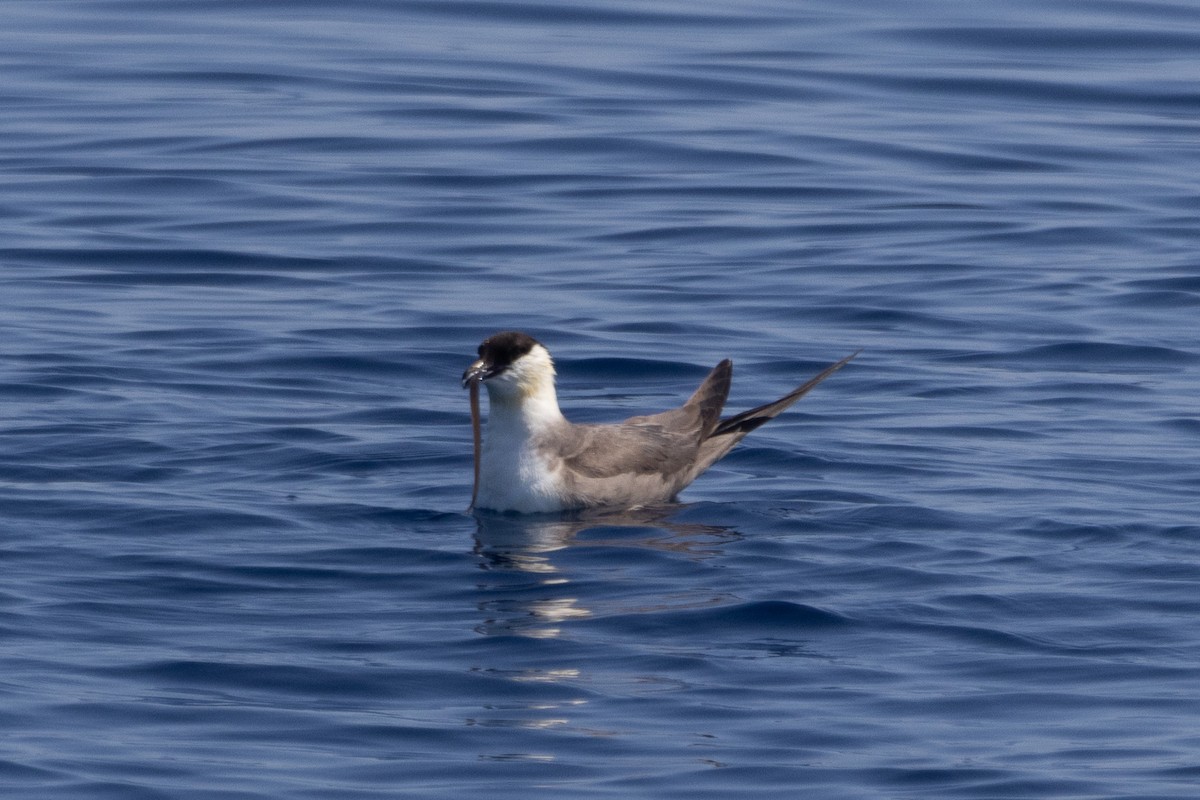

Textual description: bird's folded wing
[551,359,733,480]
[553,419,699,479]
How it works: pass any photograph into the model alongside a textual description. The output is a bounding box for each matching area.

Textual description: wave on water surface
[2,0,1200,798]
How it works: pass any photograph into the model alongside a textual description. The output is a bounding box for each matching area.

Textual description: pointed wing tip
[821,348,862,375]
[709,348,860,438]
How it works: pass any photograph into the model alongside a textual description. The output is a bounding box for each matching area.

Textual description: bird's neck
[485,375,565,438]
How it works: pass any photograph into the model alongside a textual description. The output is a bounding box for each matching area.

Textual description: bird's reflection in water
[471,505,738,640]
[466,506,739,746]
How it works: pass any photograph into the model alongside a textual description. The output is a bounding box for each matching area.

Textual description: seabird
[462,331,857,513]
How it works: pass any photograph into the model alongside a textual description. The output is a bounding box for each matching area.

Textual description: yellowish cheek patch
[519,379,542,399]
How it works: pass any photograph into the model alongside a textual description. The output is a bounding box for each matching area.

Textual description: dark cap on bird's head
[462,331,542,387]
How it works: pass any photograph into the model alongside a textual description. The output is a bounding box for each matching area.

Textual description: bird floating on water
[462,331,857,513]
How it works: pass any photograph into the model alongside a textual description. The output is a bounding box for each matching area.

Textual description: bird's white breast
[476,425,568,513]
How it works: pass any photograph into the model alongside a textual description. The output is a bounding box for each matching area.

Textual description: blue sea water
[3,0,1200,797]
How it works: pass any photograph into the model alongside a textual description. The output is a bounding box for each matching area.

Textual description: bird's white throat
[481,343,565,430]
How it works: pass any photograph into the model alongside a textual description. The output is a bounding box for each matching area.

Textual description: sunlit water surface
[3,1,1199,798]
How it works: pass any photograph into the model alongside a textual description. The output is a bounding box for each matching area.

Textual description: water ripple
[3,0,1200,798]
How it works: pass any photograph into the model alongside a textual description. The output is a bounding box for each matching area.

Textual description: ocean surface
[3,1,1199,797]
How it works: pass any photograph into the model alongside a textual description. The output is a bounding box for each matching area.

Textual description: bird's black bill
[461,361,492,388]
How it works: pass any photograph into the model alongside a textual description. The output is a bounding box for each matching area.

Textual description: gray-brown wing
[554,418,701,479]
[553,359,733,480]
